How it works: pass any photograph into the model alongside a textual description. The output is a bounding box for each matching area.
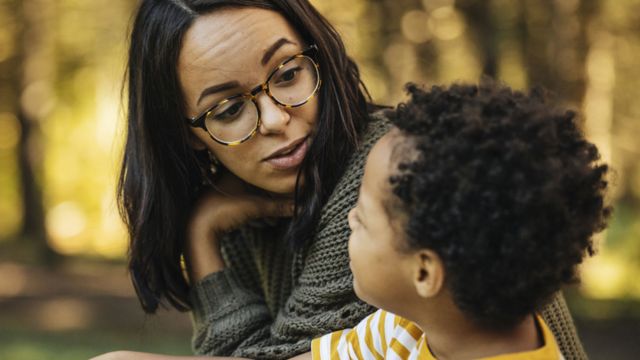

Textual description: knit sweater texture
[189,111,587,360]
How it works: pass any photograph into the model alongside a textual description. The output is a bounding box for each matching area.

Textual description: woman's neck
[415,308,541,360]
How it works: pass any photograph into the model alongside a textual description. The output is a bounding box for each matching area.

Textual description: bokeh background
[1,0,639,359]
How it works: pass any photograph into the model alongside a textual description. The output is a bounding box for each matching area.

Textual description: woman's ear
[188,130,208,151]
[413,250,445,299]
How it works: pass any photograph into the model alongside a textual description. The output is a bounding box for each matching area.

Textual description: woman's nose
[257,93,291,135]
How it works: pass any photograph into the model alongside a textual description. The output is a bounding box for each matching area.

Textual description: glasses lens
[268,56,319,106]
[205,97,258,144]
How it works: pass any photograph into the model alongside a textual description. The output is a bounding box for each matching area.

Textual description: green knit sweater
[189,111,587,360]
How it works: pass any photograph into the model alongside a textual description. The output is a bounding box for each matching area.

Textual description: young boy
[309,83,610,359]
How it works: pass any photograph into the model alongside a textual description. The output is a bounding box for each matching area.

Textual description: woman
[109,0,587,359]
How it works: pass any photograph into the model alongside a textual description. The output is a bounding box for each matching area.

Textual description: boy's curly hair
[387,81,611,329]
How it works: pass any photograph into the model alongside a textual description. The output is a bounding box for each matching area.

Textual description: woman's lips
[265,138,309,170]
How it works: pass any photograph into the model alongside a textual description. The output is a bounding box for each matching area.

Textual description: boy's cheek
[347,233,360,265]
[347,235,363,275]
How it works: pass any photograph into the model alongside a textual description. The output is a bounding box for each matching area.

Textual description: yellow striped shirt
[311,309,564,360]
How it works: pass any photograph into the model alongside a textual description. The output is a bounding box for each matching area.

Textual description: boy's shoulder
[312,310,564,360]
[311,309,425,360]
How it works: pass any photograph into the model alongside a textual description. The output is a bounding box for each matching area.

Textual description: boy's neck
[415,305,541,360]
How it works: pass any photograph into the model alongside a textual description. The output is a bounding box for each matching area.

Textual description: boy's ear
[188,130,208,151]
[412,250,445,299]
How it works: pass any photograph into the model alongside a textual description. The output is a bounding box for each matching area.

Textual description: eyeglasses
[187,45,321,146]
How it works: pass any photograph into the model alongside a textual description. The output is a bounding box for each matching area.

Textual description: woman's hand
[185,171,294,283]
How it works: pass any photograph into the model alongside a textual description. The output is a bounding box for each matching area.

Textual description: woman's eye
[275,67,301,84]
[215,101,244,121]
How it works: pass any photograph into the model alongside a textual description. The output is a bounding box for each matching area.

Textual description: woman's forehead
[180,8,301,73]
[178,7,304,108]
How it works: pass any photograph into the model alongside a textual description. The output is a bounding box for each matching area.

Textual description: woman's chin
[258,172,305,196]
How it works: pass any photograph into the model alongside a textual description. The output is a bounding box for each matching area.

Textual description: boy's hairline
[381,128,423,253]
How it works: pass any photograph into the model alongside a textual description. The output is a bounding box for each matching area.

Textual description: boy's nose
[257,93,291,135]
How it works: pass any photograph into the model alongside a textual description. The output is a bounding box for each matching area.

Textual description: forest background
[0,0,639,359]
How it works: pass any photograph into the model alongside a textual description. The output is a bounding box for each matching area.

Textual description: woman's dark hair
[387,82,611,329]
[119,0,372,313]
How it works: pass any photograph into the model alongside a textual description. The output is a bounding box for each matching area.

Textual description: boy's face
[347,130,417,314]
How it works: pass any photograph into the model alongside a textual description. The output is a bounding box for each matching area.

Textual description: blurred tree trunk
[517,0,599,107]
[456,0,499,78]
[369,0,437,100]
[10,0,58,265]
[368,0,417,97]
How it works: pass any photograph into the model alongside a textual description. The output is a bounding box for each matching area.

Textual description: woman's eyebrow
[197,81,240,106]
[196,38,296,106]
[262,37,296,65]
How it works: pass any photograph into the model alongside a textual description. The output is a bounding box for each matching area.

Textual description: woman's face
[178,7,318,195]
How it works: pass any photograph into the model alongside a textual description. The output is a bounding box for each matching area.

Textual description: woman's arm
[92,351,311,360]
[289,352,312,360]
[90,351,250,360]
[186,176,294,356]
[189,230,273,356]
